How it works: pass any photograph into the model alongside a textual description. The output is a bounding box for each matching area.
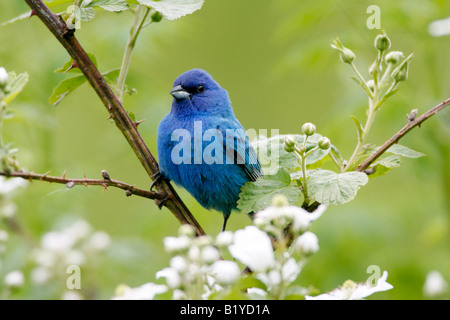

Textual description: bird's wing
[218,120,263,182]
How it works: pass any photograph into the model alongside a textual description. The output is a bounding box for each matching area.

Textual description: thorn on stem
[28,10,36,19]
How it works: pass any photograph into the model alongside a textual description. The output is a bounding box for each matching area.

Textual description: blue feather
[157,69,262,229]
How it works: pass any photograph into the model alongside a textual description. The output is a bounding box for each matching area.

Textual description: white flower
[215,231,233,247]
[0,177,28,195]
[31,266,52,284]
[112,283,167,300]
[4,270,25,288]
[201,246,220,264]
[294,231,319,256]
[156,267,181,289]
[41,231,75,252]
[86,231,111,251]
[228,226,275,273]
[0,67,8,86]
[282,258,301,283]
[428,17,450,37]
[61,291,83,300]
[170,256,187,272]
[423,270,448,298]
[255,203,326,233]
[210,260,240,285]
[0,229,8,242]
[163,235,191,253]
[306,271,393,300]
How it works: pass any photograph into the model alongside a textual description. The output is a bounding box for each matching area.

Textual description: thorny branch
[23,0,205,235]
[356,97,450,172]
[0,170,165,200]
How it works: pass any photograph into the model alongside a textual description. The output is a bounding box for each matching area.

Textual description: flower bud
[385,51,404,64]
[294,231,319,256]
[331,38,355,64]
[0,67,9,88]
[4,270,25,288]
[151,11,163,22]
[178,224,196,238]
[318,137,331,150]
[284,135,296,153]
[374,32,391,51]
[340,48,356,63]
[391,54,413,83]
[302,122,316,136]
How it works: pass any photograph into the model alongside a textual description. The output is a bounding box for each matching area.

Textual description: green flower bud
[284,135,296,147]
[331,38,355,64]
[283,135,297,153]
[318,137,331,150]
[302,122,316,136]
[151,11,163,22]
[339,48,356,63]
[385,51,404,64]
[374,32,391,51]
[391,53,413,83]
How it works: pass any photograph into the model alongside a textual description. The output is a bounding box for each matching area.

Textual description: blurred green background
[0,0,449,299]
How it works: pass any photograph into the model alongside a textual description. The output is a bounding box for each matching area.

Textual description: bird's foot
[150,171,163,191]
[155,193,170,210]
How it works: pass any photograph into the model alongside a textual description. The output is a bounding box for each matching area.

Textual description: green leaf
[368,155,401,178]
[55,53,97,73]
[351,115,364,141]
[49,75,87,106]
[238,168,303,214]
[3,72,29,105]
[137,0,204,20]
[386,144,425,158]
[307,169,368,206]
[89,0,129,12]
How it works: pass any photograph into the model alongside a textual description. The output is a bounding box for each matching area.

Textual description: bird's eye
[197,85,205,93]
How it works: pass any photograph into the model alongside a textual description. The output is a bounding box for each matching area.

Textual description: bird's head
[169,69,232,116]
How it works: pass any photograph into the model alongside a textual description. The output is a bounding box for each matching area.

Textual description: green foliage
[307,170,368,206]
[238,167,302,214]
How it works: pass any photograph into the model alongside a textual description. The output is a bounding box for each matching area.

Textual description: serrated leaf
[238,168,303,214]
[137,0,204,20]
[49,75,87,106]
[3,72,29,105]
[253,134,331,175]
[368,155,401,178]
[89,0,129,12]
[307,169,368,206]
[386,144,425,158]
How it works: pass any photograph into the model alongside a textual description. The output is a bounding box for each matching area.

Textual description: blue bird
[156,69,262,230]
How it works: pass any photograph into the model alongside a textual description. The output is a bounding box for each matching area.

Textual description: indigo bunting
[156,69,262,230]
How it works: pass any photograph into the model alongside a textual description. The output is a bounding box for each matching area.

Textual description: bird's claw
[155,193,170,210]
[150,171,163,191]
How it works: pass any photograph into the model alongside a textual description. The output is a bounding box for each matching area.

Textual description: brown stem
[24,0,205,235]
[356,97,450,172]
[0,170,165,200]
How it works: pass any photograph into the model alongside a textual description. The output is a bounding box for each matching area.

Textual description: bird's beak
[170,85,190,100]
